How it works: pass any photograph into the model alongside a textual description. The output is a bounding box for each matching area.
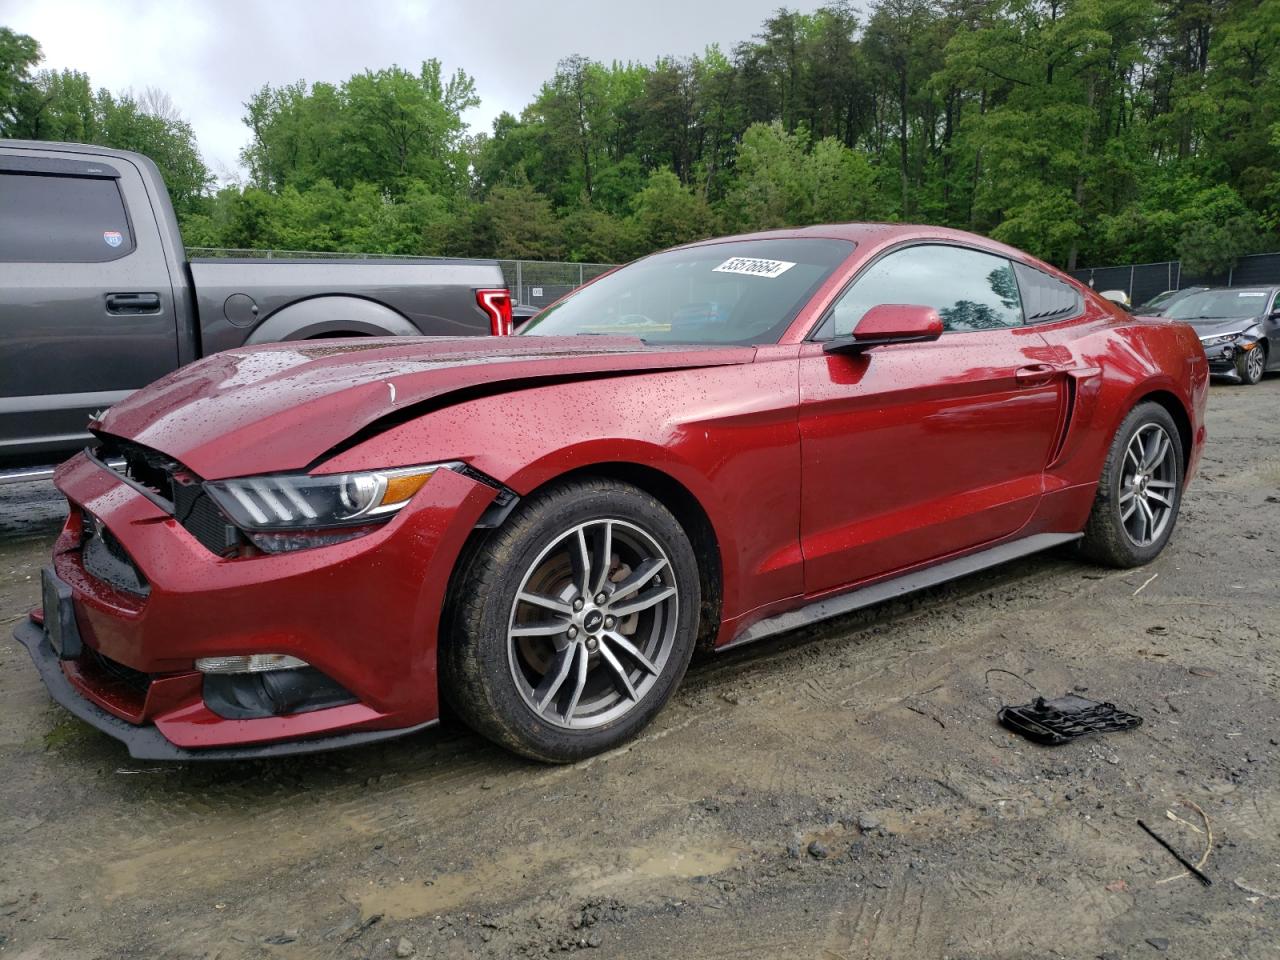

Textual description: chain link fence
[1070,252,1280,306]
[498,260,614,308]
[187,248,615,307]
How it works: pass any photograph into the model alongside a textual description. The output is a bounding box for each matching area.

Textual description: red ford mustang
[17,225,1208,762]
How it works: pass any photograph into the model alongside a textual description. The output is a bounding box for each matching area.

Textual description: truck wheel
[1079,402,1184,568]
[441,478,700,763]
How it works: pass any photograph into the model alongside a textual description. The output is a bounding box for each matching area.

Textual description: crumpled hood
[1186,316,1261,339]
[98,336,756,479]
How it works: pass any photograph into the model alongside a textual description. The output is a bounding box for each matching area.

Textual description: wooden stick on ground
[1156,800,1213,885]
[1139,817,1212,887]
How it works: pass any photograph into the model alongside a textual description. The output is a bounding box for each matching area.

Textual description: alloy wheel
[507,518,679,730]
[1246,347,1265,383]
[1118,423,1178,547]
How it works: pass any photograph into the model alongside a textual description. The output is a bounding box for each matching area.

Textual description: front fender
[246,295,420,343]
[320,360,806,624]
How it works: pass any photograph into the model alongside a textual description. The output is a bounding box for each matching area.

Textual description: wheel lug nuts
[573,598,584,611]
[595,593,607,605]
[604,616,616,629]
[586,636,599,652]
[567,626,578,639]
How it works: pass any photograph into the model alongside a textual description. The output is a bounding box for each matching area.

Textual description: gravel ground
[1,379,1278,960]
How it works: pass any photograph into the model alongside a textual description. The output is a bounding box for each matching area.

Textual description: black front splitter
[13,617,436,761]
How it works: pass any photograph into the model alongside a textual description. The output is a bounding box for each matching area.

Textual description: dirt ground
[1,379,1278,960]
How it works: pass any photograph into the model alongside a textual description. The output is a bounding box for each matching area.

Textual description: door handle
[105,292,162,315]
[1015,363,1057,386]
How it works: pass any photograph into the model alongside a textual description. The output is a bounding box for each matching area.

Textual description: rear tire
[1079,402,1184,568]
[440,478,700,763]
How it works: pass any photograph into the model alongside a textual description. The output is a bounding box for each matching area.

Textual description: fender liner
[246,296,420,343]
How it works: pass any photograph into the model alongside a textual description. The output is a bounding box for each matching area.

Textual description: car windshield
[521,238,854,345]
[1139,290,1176,310]
[1165,289,1270,322]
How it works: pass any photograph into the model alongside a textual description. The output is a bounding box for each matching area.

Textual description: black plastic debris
[997,693,1142,745]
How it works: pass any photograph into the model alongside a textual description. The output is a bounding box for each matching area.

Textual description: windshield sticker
[1237,291,1265,297]
[713,257,796,279]
[103,230,123,248]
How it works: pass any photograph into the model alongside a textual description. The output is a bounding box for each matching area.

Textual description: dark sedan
[1135,286,1208,316]
[1163,287,1280,384]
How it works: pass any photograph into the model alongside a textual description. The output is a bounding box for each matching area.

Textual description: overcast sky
[2,0,825,182]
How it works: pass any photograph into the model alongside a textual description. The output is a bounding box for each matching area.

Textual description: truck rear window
[0,172,134,263]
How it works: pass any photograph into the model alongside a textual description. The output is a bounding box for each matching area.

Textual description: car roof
[1192,286,1277,294]
[678,222,1051,270]
[685,222,1007,248]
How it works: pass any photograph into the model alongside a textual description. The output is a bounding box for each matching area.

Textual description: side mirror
[823,304,944,355]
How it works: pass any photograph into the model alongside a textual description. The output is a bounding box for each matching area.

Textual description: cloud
[4,0,819,181]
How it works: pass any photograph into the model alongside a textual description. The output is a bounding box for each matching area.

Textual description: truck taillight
[476,289,514,336]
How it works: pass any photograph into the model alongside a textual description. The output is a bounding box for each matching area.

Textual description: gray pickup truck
[0,140,514,481]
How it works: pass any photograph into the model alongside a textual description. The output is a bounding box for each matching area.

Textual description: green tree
[241,61,478,195]
[722,122,813,229]
[808,136,890,222]
[942,0,1159,266]
[0,27,40,133]
[342,61,478,192]
[1178,214,1263,275]
[864,0,942,217]
[561,206,638,263]
[479,175,565,259]
[631,168,712,249]
[241,80,344,190]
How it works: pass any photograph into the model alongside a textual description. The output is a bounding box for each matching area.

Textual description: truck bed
[189,258,507,354]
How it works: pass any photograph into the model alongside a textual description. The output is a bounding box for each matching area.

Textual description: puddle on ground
[356,840,739,919]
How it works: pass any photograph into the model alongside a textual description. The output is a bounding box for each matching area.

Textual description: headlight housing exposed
[204,463,457,553]
[1199,332,1243,348]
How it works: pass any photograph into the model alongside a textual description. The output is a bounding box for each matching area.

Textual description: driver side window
[822,244,1025,337]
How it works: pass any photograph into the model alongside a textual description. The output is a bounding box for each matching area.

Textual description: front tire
[1080,402,1184,568]
[1236,344,1266,385]
[441,478,700,763]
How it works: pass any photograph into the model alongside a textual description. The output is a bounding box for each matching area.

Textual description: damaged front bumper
[14,449,496,760]
[14,615,437,760]
[1202,338,1260,380]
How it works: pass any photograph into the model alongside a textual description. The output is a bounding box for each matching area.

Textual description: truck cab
[0,140,512,480]
[0,143,188,475]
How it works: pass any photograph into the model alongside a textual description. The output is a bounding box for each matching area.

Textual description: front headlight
[204,463,457,551]
[1199,332,1242,347]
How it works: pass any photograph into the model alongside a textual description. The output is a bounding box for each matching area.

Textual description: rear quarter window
[1013,263,1083,323]
[0,171,134,263]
